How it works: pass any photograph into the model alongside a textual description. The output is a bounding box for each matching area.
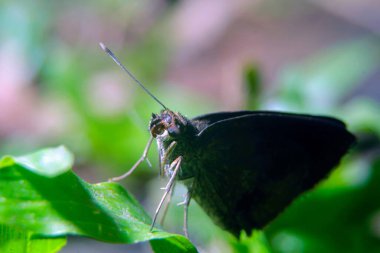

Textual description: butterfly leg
[159,181,176,226]
[109,136,154,182]
[183,192,191,238]
[159,141,177,177]
[158,142,183,226]
[150,156,182,231]
[178,191,192,237]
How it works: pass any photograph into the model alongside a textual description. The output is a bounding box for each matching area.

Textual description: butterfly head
[149,110,188,139]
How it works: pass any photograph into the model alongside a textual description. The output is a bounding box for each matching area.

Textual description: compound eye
[151,123,166,137]
[167,125,181,137]
[162,113,172,124]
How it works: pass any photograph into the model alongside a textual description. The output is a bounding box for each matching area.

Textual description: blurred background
[1,0,380,252]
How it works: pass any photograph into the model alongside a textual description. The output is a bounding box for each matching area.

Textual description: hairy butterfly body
[150,110,355,236]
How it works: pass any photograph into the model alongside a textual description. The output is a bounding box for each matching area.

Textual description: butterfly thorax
[149,110,199,180]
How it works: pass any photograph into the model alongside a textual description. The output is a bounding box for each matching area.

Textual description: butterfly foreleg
[150,156,183,231]
[109,136,154,182]
[160,141,177,177]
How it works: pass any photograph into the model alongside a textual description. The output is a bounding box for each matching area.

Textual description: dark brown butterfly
[100,43,356,237]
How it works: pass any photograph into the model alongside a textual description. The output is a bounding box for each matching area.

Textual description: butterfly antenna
[99,42,168,110]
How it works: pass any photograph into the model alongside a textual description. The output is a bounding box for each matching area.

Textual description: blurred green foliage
[1,0,380,252]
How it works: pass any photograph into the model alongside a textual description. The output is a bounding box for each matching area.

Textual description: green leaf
[150,236,199,253]
[0,225,66,253]
[0,147,197,253]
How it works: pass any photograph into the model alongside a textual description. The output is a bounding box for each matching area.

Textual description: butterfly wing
[189,112,355,236]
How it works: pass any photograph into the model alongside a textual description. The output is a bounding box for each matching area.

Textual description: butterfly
[100,43,356,237]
